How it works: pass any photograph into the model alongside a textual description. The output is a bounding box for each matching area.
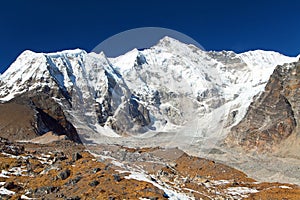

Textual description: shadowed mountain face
[0,94,80,142]
[226,60,300,152]
[0,102,37,141]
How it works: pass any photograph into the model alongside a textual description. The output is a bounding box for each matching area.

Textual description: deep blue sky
[0,0,300,73]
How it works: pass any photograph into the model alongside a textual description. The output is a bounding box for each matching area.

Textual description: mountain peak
[156,36,188,48]
[19,49,38,56]
[1,49,87,79]
[45,48,87,58]
[237,50,297,68]
[159,36,179,42]
[15,49,87,60]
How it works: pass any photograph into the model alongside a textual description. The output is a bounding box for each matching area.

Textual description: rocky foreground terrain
[0,137,300,200]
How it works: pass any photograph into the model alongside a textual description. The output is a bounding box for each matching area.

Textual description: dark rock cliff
[0,93,81,143]
[226,61,300,151]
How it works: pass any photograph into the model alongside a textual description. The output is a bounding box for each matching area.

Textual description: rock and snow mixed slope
[2,139,300,199]
[110,38,298,141]
[0,37,298,148]
[227,59,300,154]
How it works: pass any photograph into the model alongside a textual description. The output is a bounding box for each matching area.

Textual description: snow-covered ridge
[0,37,298,142]
[109,39,298,130]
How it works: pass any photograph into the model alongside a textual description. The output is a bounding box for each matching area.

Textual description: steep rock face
[30,94,81,143]
[226,61,300,151]
[0,94,80,142]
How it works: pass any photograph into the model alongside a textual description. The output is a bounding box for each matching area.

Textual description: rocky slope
[1,138,300,200]
[226,59,300,154]
[0,95,80,143]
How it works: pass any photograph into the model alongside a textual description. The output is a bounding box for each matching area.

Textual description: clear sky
[0,0,300,73]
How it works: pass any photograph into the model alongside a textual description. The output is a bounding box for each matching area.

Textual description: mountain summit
[0,37,298,148]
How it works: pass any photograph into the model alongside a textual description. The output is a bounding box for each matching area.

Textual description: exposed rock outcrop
[226,61,300,151]
[0,94,80,143]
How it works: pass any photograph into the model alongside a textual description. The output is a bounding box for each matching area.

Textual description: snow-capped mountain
[0,49,151,139]
[0,37,298,147]
[111,38,297,130]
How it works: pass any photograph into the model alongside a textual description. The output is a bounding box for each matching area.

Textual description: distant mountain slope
[0,37,297,146]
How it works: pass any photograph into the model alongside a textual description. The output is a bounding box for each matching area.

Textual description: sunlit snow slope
[0,37,297,145]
